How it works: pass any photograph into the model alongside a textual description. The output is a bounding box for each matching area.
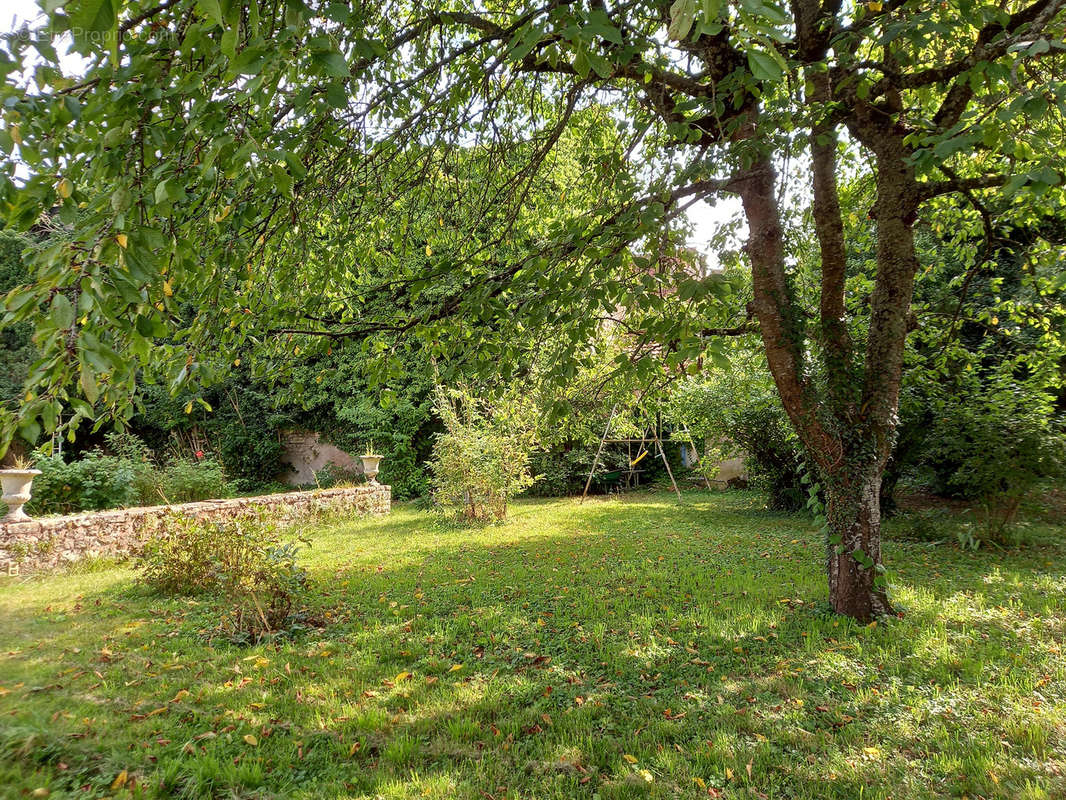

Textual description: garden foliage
[27,431,229,514]
[138,510,309,642]
[668,370,807,511]
[428,385,537,522]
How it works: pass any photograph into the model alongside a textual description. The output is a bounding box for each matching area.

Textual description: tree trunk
[825,466,894,620]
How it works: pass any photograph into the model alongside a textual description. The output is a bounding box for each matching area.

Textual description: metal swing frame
[579,403,682,503]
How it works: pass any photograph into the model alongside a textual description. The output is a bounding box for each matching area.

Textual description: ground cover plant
[1,490,1063,799]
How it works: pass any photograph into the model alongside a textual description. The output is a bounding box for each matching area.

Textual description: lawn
[1,490,1064,799]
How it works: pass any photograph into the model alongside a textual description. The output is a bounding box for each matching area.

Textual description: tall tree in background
[1,0,1064,618]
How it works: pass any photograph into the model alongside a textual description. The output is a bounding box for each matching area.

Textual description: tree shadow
[0,492,1063,798]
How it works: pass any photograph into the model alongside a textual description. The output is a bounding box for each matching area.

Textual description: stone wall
[0,484,390,575]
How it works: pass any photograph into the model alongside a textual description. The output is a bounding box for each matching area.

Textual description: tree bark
[825,465,893,620]
[736,155,838,469]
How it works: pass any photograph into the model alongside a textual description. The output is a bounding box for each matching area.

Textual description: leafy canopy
[0,0,1062,453]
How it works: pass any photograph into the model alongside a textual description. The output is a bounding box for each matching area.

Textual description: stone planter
[360,455,382,484]
[1,469,42,522]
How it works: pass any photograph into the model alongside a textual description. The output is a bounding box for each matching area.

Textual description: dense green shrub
[428,386,537,522]
[667,373,806,511]
[131,380,293,493]
[288,346,439,500]
[310,462,359,488]
[526,447,630,497]
[160,456,228,503]
[27,451,140,514]
[138,511,309,642]
[0,230,37,420]
[26,431,233,514]
[924,379,1066,542]
[103,430,164,505]
[216,428,287,493]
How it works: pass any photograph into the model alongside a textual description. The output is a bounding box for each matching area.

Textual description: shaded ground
[1,490,1064,799]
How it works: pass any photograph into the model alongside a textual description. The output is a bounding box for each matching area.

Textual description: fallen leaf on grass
[622,754,638,764]
[243,735,258,746]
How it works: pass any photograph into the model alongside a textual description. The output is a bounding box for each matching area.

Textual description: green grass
[1,490,1064,799]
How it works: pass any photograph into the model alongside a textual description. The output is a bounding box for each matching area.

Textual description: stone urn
[360,455,382,484]
[1,469,42,522]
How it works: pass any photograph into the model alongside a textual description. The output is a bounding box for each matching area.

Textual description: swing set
[579,403,689,502]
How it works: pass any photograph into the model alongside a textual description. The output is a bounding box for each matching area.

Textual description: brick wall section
[0,484,390,575]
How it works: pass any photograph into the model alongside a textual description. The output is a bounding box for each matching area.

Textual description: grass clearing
[1,490,1064,799]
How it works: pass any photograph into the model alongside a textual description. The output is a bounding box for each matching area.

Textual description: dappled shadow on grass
[0,491,1064,799]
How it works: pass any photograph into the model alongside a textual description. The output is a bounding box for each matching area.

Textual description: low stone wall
[0,484,390,575]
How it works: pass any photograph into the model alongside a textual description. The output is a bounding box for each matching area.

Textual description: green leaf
[50,294,75,330]
[18,417,41,445]
[573,47,591,78]
[668,0,697,40]
[67,0,118,34]
[324,81,348,108]
[312,51,350,78]
[80,363,100,404]
[748,48,783,81]
[197,0,224,27]
[701,0,722,21]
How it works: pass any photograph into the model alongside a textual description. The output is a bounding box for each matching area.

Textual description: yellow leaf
[448,664,463,672]
[145,706,168,717]
[163,279,174,297]
[622,753,638,764]
[243,734,258,746]
[347,741,360,757]
[214,205,232,222]
[10,124,21,145]
[425,245,433,257]
[56,178,72,198]
[170,689,190,703]
[115,233,128,249]
[184,401,193,414]
[110,770,128,790]
[639,769,653,782]
[725,767,734,780]
[394,671,411,683]
[863,746,881,757]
